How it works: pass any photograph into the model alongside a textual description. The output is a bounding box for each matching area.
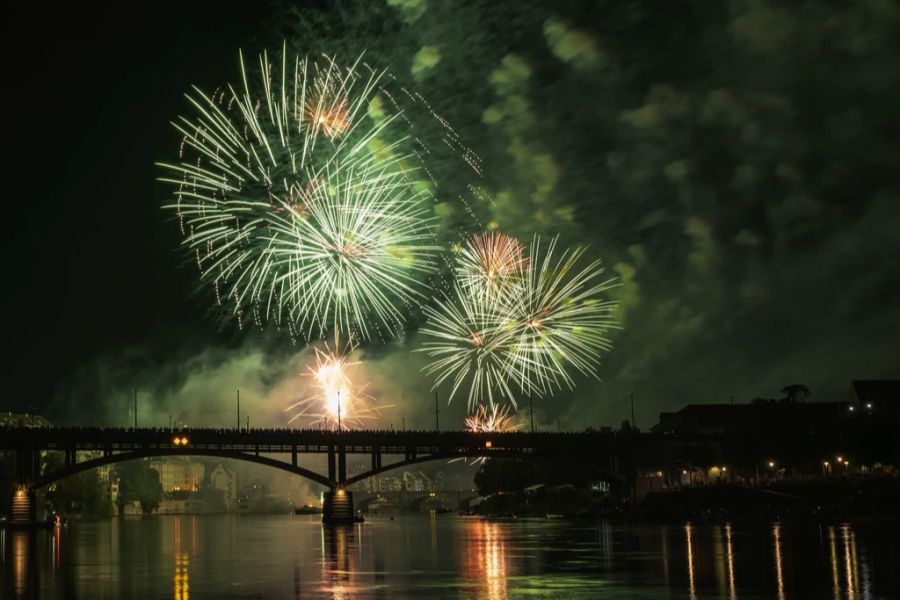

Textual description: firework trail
[158,48,445,341]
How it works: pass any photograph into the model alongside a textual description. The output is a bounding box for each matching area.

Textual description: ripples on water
[1,516,897,599]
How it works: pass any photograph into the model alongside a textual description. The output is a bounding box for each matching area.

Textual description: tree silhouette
[780,384,811,403]
[114,460,163,515]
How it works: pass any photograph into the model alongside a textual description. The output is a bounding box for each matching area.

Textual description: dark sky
[3,1,899,428]
[2,2,274,413]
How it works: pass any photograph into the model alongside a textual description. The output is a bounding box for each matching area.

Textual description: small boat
[294,504,323,515]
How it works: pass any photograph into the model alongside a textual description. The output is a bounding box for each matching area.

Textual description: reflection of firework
[421,235,618,406]
[159,50,446,340]
[285,341,385,430]
[457,232,526,297]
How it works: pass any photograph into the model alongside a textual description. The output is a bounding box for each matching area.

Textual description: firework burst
[421,233,619,406]
[419,286,518,410]
[158,49,442,340]
[450,404,523,465]
[456,231,527,299]
[464,403,523,433]
[285,341,385,430]
[503,236,619,396]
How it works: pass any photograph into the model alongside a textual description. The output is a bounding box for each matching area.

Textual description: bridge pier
[322,446,359,524]
[322,488,360,524]
[9,486,37,527]
[9,447,39,527]
[327,446,336,481]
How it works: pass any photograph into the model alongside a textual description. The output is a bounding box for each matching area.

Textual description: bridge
[1,427,670,525]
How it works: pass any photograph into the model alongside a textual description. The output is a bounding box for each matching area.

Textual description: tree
[114,460,163,515]
[781,384,811,404]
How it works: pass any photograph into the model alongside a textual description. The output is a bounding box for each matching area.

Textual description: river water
[1,515,898,599]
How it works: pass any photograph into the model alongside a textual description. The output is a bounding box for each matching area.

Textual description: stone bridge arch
[344,451,627,488]
[26,448,332,491]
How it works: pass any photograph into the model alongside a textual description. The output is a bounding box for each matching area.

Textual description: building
[364,473,403,493]
[1,412,52,427]
[208,464,238,510]
[656,401,853,436]
[150,459,205,492]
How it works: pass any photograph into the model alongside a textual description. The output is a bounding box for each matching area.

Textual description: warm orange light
[485,441,493,448]
[172,437,182,446]
[722,467,727,472]
[768,461,775,468]
[336,488,346,497]
[836,456,843,463]
[181,437,189,445]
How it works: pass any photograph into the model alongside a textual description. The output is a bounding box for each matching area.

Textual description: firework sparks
[303,61,352,139]
[421,234,619,406]
[419,285,519,410]
[456,231,527,298]
[464,403,523,433]
[503,236,619,396]
[285,342,385,431]
[268,163,439,340]
[451,404,523,465]
[158,49,446,341]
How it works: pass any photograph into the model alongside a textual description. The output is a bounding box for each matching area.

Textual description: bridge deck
[0,427,622,456]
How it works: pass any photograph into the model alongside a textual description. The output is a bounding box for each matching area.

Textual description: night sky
[4,1,899,428]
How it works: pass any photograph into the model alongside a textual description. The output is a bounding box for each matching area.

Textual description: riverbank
[472,478,900,524]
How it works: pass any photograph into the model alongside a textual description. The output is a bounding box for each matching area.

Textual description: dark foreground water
[2,515,898,599]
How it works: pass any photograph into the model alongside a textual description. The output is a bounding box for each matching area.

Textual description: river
[1,515,898,598]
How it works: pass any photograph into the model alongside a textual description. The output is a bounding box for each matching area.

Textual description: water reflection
[171,516,195,600]
[724,524,736,600]
[1,516,897,599]
[10,531,36,600]
[685,524,697,600]
[320,525,359,599]
[50,525,61,571]
[773,523,785,600]
[463,520,509,600]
